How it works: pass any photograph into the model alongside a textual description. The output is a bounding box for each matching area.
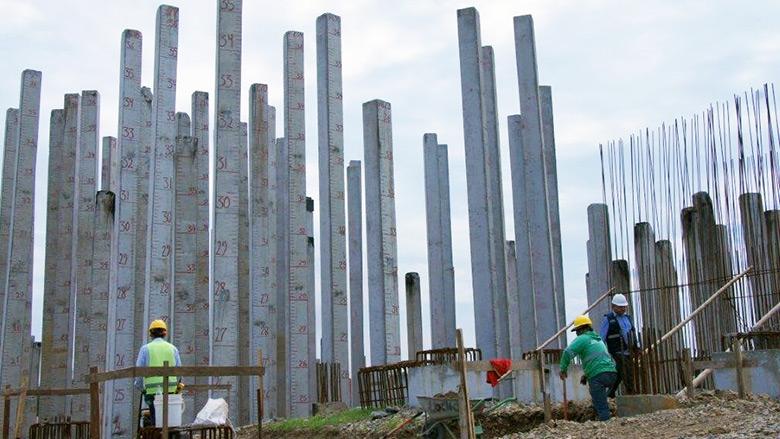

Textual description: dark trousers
[144,393,157,426]
[609,354,634,397]
[588,372,617,421]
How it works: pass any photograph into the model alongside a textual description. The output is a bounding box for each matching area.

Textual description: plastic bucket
[153,393,185,427]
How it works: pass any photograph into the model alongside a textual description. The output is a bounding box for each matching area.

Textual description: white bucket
[153,393,185,428]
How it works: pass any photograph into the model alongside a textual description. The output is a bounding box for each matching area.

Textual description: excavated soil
[235,391,780,439]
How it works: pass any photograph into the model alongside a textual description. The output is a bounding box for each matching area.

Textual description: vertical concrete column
[513,15,558,346]
[284,30,311,417]
[190,91,210,412]
[481,45,511,364]
[634,222,658,342]
[144,2,178,354]
[587,204,612,323]
[456,7,496,359]
[655,240,683,356]
[248,84,275,418]
[609,260,630,307]
[237,122,250,424]
[0,109,20,335]
[173,135,198,418]
[212,0,242,412]
[505,241,522,359]
[102,136,116,192]
[507,115,537,353]
[71,90,99,419]
[90,191,114,372]
[363,100,401,365]
[423,133,445,348]
[106,29,143,437]
[52,93,80,417]
[422,139,457,348]
[438,144,456,347]
[715,225,737,335]
[317,12,349,400]
[540,86,566,330]
[0,70,41,432]
[39,108,62,420]
[405,273,423,358]
[274,137,289,417]
[764,210,780,325]
[692,192,723,353]
[134,86,153,356]
[347,160,364,405]
[306,197,317,404]
[739,193,775,330]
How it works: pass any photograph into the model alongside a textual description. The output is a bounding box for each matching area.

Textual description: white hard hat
[611,293,629,307]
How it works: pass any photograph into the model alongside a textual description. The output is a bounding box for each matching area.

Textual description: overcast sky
[1,0,779,359]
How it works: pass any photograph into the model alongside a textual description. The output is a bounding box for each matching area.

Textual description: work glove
[580,375,587,386]
[559,371,567,381]
[176,382,185,394]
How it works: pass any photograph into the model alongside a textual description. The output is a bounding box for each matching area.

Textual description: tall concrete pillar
[317,12,350,400]
[481,46,511,364]
[39,108,62,420]
[144,4,179,340]
[654,240,682,347]
[51,93,80,417]
[423,133,445,348]
[715,225,737,336]
[739,193,776,332]
[71,90,99,419]
[173,134,198,418]
[284,30,311,417]
[514,15,559,346]
[587,204,612,322]
[212,0,242,413]
[456,7,496,359]
[0,70,41,433]
[438,145,456,347]
[134,85,153,358]
[274,137,289,417]
[363,100,401,365]
[90,191,114,372]
[306,197,317,404]
[405,273,423,359]
[765,210,780,327]
[540,86,566,330]
[190,91,210,413]
[237,122,250,424]
[106,29,143,437]
[248,84,275,418]
[634,222,658,341]
[609,260,630,308]
[347,160,364,406]
[0,109,20,339]
[507,115,536,353]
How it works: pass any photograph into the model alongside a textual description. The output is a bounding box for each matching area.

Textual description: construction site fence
[315,362,342,403]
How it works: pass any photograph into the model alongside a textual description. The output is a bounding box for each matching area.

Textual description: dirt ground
[236,390,780,439]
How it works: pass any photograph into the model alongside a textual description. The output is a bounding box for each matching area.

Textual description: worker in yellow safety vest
[134,319,182,426]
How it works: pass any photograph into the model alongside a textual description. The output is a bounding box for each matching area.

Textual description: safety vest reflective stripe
[144,340,178,393]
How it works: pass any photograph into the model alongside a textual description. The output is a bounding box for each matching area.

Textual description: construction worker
[559,315,617,421]
[135,319,181,426]
[599,293,638,397]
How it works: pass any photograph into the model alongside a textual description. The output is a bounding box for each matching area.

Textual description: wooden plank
[3,386,10,439]
[733,338,745,398]
[162,361,169,439]
[682,349,693,399]
[89,367,100,439]
[257,349,263,439]
[692,359,757,370]
[539,352,551,423]
[12,377,27,439]
[464,360,537,372]
[456,329,475,439]
[184,384,232,392]
[85,365,265,383]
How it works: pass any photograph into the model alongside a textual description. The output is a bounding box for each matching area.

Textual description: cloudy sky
[1,0,779,360]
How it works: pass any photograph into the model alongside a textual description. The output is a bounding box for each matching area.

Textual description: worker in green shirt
[559,315,618,421]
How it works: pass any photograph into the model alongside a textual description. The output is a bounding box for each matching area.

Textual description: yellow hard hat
[571,315,593,331]
[149,319,168,332]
